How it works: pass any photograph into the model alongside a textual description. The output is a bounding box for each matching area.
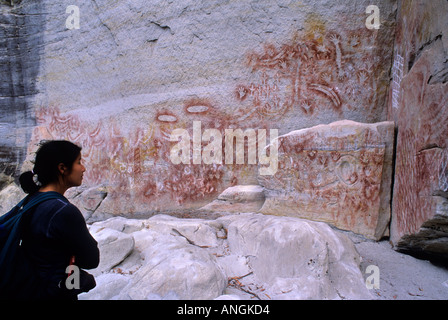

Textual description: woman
[17,140,99,300]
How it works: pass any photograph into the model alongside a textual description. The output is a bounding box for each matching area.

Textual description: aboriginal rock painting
[388,0,448,243]
[33,105,260,214]
[391,51,448,241]
[234,29,387,121]
[394,129,448,240]
[30,28,391,215]
[258,128,387,238]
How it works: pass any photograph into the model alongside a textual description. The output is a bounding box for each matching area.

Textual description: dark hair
[19,140,82,194]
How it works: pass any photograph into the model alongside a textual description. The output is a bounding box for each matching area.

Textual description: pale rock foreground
[80,213,372,300]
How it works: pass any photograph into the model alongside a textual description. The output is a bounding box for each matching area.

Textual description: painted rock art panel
[390,40,448,258]
[388,0,448,261]
[233,27,394,133]
[28,105,263,220]
[258,120,395,240]
[15,0,397,222]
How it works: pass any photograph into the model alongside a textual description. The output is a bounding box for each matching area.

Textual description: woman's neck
[39,182,68,195]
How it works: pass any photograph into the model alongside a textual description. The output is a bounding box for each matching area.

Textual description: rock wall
[2,0,447,281]
[11,0,397,218]
[0,1,45,183]
[389,0,448,261]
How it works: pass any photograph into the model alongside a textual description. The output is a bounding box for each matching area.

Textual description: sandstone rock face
[80,213,372,300]
[10,0,397,218]
[0,183,25,217]
[0,2,44,179]
[388,0,448,261]
[258,120,395,240]
[65,186,108,222]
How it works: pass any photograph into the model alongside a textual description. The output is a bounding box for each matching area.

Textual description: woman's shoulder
[32,192,82,218]
[43,196,86,229]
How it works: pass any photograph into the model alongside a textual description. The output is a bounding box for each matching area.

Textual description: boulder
[199,185,265,214]
[79,273,130,300]
[104,215,227,300]
[80,213,372,300]
[123,229,227,300]
[66,186,108,222]
[145,214,224,248]
[91,216,146,234]
[88,226,135,276]
[258,120,395,240]
[222,214,372,300]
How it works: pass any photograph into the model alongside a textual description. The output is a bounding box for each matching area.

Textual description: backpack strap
[21,192,67,214]
[1,192,66,225]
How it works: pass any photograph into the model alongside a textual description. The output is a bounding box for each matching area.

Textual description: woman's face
[64,153,86,187]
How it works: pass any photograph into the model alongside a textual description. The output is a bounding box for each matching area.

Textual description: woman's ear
[57,163,68,175]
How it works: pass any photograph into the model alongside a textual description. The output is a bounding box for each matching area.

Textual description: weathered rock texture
[80,213,372,300]
[0,183,25,215]
[2,0,447,293]
[259,120,395,240]
[4,0,397,218]
[389,0,448,261]
[0,1,44,179]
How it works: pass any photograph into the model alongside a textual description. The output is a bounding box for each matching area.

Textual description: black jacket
[21,191,99,299]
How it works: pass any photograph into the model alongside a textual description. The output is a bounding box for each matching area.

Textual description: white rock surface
[88,225,135,276]
[221,214,371,299]
[80,213,372,300]
[0,184,26,217]
[199,185,265,214]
